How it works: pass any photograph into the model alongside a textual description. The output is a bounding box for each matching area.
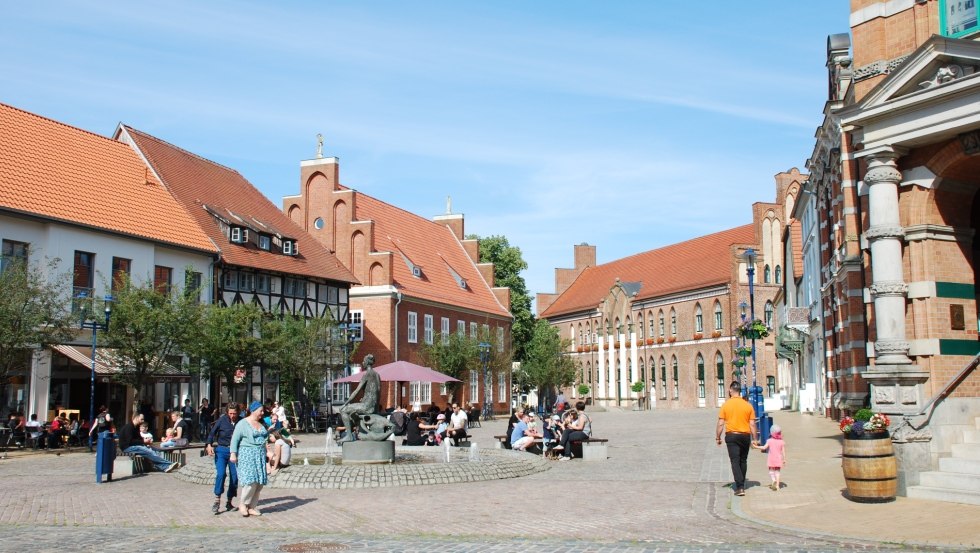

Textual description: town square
[1,1,980,552]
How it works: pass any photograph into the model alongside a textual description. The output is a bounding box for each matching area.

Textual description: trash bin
[95,431,116,483]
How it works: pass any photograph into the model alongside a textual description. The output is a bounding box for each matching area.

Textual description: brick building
[805,0,980,497]
[282,152,513,413]
[538,172,802,410]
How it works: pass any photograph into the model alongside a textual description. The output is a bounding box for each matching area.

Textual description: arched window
[715,352,725,398]
[764,301,774,327]
[587,361,592,384]
[649,356,656,399]
[659,357,667,400]
[696,354,705,399]
[577,323,583,348]
[713,302,723,331]
[638,358,645,390]
[671,356,679,399]
[628,358,634,384]
[774,265,782,284]
[658,311,665,337]
[764,265,771,283]
[638,314,645,340]
[694,304,703,333]
[670,309,677,336]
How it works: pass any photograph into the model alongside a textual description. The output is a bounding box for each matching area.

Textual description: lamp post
[740,248,772,443]
[78,291,111,446]
[478,341,492,421]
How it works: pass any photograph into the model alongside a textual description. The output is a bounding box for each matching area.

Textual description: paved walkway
[0,407,976,552]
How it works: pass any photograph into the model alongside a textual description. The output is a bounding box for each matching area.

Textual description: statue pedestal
[342,440,395,464]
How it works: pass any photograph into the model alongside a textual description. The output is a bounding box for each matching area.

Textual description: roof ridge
[1,102,130,149]
[123,125,245,177]
[603,223,752,266]
[356,190,447,230]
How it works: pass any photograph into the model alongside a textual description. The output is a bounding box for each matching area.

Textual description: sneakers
[552,445,564,451]
[734,488,745,496]
[212,499,221,515]
[558,455,570,462]
[164,462,179,473]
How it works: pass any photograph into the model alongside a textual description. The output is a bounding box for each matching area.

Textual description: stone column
[597,336,606,402]
[864,149,912,366]
[608,337,617,402]
[862,147,927,414]
[618,331,628,403]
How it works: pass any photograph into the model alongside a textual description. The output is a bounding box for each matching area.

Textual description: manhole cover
[279,542,349,552]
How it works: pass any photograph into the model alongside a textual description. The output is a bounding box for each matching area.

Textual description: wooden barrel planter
[842,431,897,503]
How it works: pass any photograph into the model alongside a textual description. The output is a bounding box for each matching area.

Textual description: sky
[1,1,851,311]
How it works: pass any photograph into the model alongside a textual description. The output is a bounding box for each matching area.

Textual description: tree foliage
[262,313,347,410]
[101,276,202,412]
[184,302,265,403]
[520,319,577,398]
[0,259,75,404]
[468,234,534,362]
[419,331,511,405]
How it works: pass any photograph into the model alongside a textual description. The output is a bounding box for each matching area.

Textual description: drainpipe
[393,291,403,362]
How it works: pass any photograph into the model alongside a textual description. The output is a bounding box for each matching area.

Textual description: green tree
[419,333,478,404]
[101,276,203,413]
[262,313,348,412]
[468,234,534,362]
[0,258,75,410]
[522,319,576,401]
[184,303,265,405]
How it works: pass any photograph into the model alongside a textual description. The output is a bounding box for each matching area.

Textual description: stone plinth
[342,440,395,464]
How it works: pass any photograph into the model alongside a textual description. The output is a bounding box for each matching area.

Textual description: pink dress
[765,437,785,469]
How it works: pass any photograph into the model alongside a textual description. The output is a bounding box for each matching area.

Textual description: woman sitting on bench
[553,401,591,461]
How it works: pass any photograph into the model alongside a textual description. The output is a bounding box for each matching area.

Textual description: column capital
[865,225,905,241]
[858,144,908,162]
[870,280,909,297]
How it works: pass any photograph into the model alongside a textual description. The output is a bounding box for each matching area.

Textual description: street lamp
[78,291,111,446]
[740,248,772,443]
[478,341,492,421]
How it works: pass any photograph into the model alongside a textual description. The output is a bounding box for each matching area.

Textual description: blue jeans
[213,445,238,499]
[122,445,173,472]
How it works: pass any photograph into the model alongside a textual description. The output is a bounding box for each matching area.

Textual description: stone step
[951,442,980,458]
[919,470,980,492]
[965,429,980,444]
[906,485,980,506]
[939,456,980,475]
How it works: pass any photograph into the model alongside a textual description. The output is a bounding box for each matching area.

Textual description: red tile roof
[540,225,755,318]
[121,126,357,284]
[0,103,216,253]
[352,193,511,318]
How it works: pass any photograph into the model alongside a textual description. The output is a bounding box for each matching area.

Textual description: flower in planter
[731,358,746,368]
[735,319,770,339]
[735,346,752,358]
[646,338,654,346]
[656,337,665,344]
[711,330,722,338]
[693,332,703,340]
[840,409,890,437]
[667,336,676,343]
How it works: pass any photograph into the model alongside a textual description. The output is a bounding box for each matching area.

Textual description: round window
[313,217,324,230]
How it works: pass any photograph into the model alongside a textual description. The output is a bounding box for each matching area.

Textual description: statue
[316,133,324,158]
[339,354,382,442]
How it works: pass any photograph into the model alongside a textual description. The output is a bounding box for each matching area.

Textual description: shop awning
[51,345,190,380]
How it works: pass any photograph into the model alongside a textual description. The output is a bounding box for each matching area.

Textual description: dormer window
[283,240,299,256]
[230,226,248,244]
[412,266,423,278]
[258,235,271,251]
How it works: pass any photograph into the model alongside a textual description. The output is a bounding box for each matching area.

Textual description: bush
[577,384,590,396]
[631,381,645,393]
[854,408,874,422]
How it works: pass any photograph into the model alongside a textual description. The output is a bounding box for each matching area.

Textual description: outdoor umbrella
[333,360,460,383]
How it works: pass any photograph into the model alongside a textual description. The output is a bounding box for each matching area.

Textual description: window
[184,270,202,304]
[767,375,776,396]
[410,381,431,404]
[256,274,270,293]
[716,353,725,398]
[638,316,644,340]
[230,226,248,244]
[469,369,479,403]
[764,301,774,327]
[658,311,665,337]
[285,278,308,298]
[457,320,465,336]
[497,327,504,352]
[649,358,655,396]
[470,322,478,338]
[764,265,771,284]
[441,317,450,344]
[694,304,703,333]
[659,358,667,400]
[154,265,173,295]
[697,354,705,399]
[111,257,131,292]
[407,312,418,343]
[73,250,95,297]
[672,356,679,399]
[1,239,28,273]
[258,235,271,250]
[331,382,350,404]
[424,314,434,345]
[238,272,255,292]
[498,373,506,402]
[774,266,782,284]
[714,302,723,331]
[670,309,677,336]
[282,240,298,256]
[223,270,238,291]
[350,310,364,341]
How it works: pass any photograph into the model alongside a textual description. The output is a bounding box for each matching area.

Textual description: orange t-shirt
[718,397,755,434]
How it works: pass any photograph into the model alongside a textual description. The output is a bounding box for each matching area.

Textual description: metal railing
[904,351,980,430]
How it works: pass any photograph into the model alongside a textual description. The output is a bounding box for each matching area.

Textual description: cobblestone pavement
[0,408,960,552]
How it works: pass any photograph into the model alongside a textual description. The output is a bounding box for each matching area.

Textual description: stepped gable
[122,126,356,284]
[0,103,215,254]
[541,225,754,318]
[353,192,510,317]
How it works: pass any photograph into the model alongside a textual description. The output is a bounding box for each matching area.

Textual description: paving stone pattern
[0,409,954,552]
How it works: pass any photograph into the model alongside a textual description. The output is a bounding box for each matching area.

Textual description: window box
[591,344,599,352]
[667,336,676,343]
[646,338,655,346]
[656,337,665,344]
[711,330,722,339]
[576,346,584,353]
[693,332,703,340]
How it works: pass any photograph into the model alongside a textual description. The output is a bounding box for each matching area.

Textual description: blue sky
[1,1,850,310]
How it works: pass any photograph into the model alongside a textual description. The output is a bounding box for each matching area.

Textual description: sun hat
[436,414,446,420]
[770,424,782,435]
[248,400,263,413]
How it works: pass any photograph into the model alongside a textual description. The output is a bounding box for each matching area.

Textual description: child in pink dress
[752,424,786,491]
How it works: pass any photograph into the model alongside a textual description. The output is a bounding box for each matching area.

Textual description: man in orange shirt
[716,381,758,496]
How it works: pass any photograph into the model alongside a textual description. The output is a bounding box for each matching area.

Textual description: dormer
[230,226,249,244]
[282,239,299,256]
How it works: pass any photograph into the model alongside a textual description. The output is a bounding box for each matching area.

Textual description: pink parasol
[332,360,461,384]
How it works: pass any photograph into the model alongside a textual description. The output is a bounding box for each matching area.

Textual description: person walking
[205,403,239,514]
[716,381,758,496]
[230,401,268,517]
[752,423,786,491]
